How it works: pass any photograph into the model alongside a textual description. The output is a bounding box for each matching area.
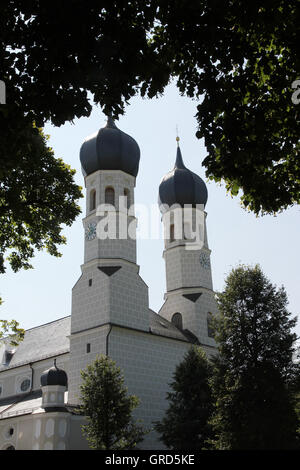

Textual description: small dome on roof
[40,360,68,387]
[80,117,140,178]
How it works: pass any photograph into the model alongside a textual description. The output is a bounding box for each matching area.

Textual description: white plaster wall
[0,409,89,450]
[0,354,69,400]
[0,366,31,399]
[71,261,149,335]
[71,264,111,334]
[162,208,213,293]
[83,170,137,265]
[68,325,110,404]
[159,288,217,349]
[108,327,192,449]
[164,246,213,292]
[109,265,150,331]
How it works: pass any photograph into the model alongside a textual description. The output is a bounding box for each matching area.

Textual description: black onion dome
[158,146,208,211]
[80,117,140,177]
[41,360,68,387]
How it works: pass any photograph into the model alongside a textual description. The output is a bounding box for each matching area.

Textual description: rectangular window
[86,343,91,353]
[89,279,92,287]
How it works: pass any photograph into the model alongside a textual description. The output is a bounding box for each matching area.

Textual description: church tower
[68,117,150,404]
[158,141,217,349]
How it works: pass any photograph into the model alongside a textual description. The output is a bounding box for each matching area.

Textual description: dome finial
[176,124,180,147]
[175,145,186,170]
[106,114,117,129]
[174,125,186,169]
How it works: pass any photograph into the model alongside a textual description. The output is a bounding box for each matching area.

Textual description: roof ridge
[24,315,71,333]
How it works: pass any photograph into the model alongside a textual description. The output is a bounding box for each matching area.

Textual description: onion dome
[80,117,140,177]
[158,143,208,212]
[40,360,68,387]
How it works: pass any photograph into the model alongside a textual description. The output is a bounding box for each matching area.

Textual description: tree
[1,21,83,344]
[0,107,83,274]
[0,296,24,346]
[0,318,24,346]
[155,346,214,450]
[79,355,145,450]
[1,1,299,215]
[295,390,300,440]
[210,264,299,449]
[0,107,82,338]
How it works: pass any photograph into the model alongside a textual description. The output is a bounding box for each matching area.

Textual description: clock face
[199,251,210,269]
[85,221,97,241]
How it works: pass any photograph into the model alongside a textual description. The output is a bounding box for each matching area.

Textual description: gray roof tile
[0,316,70,371]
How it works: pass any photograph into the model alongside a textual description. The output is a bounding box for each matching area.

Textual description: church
[0,117,218,450]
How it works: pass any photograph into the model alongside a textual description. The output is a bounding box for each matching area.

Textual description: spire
[158,135,208,212]
[174,126,186,169]
[174,145,186,170]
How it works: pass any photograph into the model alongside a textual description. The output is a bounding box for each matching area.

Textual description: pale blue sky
[1,82,299,340]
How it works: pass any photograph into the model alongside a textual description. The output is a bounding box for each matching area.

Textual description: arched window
[90,189,96,211]
[124,188,130,209]
[105,187,115,206]
[169,223,175,242]
[183,222,190,240]
[207,313,214,338]
[171,312,183,330]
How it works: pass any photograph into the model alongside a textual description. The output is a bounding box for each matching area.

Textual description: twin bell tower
[68,116,218,404]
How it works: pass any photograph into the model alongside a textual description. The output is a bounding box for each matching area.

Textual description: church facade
[0,118,218,450]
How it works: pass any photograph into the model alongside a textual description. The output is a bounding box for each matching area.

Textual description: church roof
[149,311,195,343]
[0,389,75,420]
[0,389,43,419]
[0,316,70,371]
[0,311,194,373]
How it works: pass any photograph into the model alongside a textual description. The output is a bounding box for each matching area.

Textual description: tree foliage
[0,106,82,273]
[79,355,145,450]
[0,296,24,346]
[295,391,300,440]
[1,1,299,214]
[0,317,24,346]
[155,346,214,450]
[210,264,299,449]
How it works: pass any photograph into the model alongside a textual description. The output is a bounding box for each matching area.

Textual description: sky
[1,82,300,341]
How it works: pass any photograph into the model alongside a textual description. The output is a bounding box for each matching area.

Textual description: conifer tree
[210,264,299,449]
[155,346,213,449]
[79,355,145,450]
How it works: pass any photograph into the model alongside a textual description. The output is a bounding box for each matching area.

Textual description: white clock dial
[199,251,210,269]
[85,221,97,241]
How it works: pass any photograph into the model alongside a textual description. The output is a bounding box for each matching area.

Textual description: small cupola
[80,117,140,178]
[41,359,68,387]
[158,142,208,212]
[40,360,68,411]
